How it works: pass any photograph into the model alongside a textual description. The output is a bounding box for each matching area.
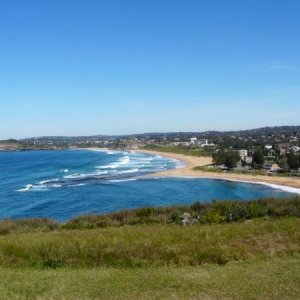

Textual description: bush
[136,207,155,218]
[0,198,299,233]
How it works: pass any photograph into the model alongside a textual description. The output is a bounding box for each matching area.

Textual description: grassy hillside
[0,258,299,299]
[0,198,299,299]
[0,218,299,268]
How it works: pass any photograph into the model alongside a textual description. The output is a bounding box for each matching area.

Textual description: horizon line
[2,124,300,141]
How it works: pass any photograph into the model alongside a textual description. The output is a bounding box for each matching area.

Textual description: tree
[212,150,225,166]
[212,150,240,169]
[279,156,289,172]
[224,150,241,169]
[287,151,299,170]
[252,148,265,167]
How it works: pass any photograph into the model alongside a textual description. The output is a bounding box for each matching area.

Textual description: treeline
[212,148,300,171]
[0,197,299,234]
[212,150,241,168]
[211,148,265,169]
[284,151,300,170]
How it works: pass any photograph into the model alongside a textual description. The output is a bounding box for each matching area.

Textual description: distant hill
[18,125,300,141]
[1,125,299,150]
[0,139,23,151]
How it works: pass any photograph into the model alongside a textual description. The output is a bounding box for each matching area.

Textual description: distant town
[1,125,300,176]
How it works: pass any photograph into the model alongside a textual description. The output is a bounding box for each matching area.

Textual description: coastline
[136,149,300,192]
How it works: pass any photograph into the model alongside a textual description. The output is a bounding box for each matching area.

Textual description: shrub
[136,207,155,218]
[169,212,181,224]
[0,220,16,235]
[0,198,299,233]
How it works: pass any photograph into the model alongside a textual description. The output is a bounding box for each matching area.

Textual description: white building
[196,139,208,146]
[291,146,300,153]
[190,137,197,145]
[238,149,248,160]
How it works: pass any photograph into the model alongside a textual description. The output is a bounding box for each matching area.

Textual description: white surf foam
[119,156,130,164]
[99,155,131,169]
[68,183,87,187]
[17,184,49,192]
[108,178,137,183]
[51,184,62,188]
[39,178,59,185]
[118,168,139,174]
[234,180,300,195]
[106,151,117,155]
[17,184,33,192]
[17,150,179,191]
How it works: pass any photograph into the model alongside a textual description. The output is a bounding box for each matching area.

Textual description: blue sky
[0,0,299,139]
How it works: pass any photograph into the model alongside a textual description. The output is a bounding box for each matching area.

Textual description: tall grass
[0,218,299,268]
[61,197,300,229]
[0,198,299,234]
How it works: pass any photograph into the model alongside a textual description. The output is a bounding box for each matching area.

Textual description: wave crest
[17,152,178,191]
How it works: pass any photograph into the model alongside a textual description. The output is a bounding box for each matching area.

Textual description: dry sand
[137,149,300,190]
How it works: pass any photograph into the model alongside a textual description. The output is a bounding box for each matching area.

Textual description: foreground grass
[0,258,299,299]
[0,218,299,268]
[0,217,299,299]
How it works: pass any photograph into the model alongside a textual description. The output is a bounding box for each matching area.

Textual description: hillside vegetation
[143,144,213,156]
[0,198,299,299]
[1,197,299,234]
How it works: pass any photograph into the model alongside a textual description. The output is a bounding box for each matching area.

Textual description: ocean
[0,149,296,221]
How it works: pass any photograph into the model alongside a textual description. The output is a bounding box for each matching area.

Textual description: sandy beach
[137,149,300,190]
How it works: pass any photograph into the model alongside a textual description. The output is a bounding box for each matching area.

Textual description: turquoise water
[0,149,296,221]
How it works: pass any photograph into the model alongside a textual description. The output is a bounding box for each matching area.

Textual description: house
[277,143,291,155]
[270,164,281,172]
[196,139,208,146]
[195,139,215,147]
[170,142,181,146]
[291,146,300,153]
[190,137,197,145]
[245,156,253,164]
[203,142,216,147]
[237,149,248,160]
[170,141,190,147]
[265,145,275,157]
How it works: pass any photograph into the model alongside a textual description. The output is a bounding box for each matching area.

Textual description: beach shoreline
[136,149,300,191]
[82,147,300,192]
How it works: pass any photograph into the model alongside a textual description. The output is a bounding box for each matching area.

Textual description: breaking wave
[17,151,180,192]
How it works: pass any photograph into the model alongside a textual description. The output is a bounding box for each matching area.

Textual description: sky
[0,0,299,139]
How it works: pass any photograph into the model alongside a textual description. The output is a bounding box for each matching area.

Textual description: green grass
[193,165,269,175]
[0,201,299,298]
[0,258,299,299]
[1,198,299,234]
[0,218,299,268]
[193,165,300,177]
